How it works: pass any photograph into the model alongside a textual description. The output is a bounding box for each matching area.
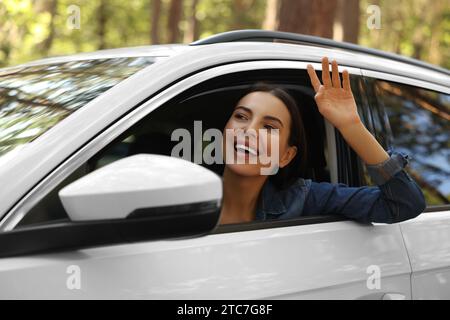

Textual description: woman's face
[222,91,298,177]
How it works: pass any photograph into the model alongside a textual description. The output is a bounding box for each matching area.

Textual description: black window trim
[336,75,368,187]
[212,215,351,235]
[424,205,450,213]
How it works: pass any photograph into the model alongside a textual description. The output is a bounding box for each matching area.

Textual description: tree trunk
[263,0,279,30]
[277,0,312,35]
[151,0,162,44]
[277,0,337,38]
[343,0,360,43]
[167,0,183,43]
[334,0,360,43]
[184,0,199,43]
[427,0,444,66]
[97,0,108,50]
[310,0,338,38]
[231,0,253,30]
[36,0,58,54]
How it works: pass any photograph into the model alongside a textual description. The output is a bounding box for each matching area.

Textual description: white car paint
[400,210,450,299]
[59,154,222,221]
[0,221,410,299]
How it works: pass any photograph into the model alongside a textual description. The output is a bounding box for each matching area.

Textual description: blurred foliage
[0,0,448,69]
[360,0,450,70]
[195,0,266,37]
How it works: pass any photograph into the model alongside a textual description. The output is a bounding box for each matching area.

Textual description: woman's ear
[279,146,297,169]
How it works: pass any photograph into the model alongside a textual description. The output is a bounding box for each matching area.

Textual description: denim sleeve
[366,150,410,185]
[303,152,426,224]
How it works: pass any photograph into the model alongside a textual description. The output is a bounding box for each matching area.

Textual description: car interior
[17,68,331,227]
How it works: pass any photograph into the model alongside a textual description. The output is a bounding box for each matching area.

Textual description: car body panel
[400,210,450,299]
[0,220,411,299]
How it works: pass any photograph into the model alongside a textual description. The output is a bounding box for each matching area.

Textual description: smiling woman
[219,82,307,224]
[223,82,307,188]
[0,57,155,158]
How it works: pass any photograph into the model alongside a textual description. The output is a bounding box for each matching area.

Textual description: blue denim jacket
[255,151,426,224]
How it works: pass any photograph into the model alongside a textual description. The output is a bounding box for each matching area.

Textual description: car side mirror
[0,155,222,258]
[59,154,222,223]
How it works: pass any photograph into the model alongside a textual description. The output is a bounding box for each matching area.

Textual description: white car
[0,30,449,299]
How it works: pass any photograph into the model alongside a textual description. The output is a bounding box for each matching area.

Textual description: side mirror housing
[0,155,222,258]
[59,154,222,222]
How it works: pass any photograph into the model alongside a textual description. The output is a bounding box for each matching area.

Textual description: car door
[362,69,450,299]
[0,59,413,299]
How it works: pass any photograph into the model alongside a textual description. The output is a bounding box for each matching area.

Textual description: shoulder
[263,177,311,202]
[281,178,349,201]
[309,180,349,191]
[259,177,312,218]
[281,177,313,199]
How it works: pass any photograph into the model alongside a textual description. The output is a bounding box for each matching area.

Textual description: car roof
[192,30,450,77]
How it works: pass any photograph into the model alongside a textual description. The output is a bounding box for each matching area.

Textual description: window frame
[361,69,450,212]
[335,74,371,187]
[0,60,363,234]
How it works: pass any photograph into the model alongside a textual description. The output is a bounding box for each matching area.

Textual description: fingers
[331,60,341,88]
[315,84,325,99]
[309,57,351,92]
[307,64,321,93]
[342,69,351,91]
[321,57,332,88]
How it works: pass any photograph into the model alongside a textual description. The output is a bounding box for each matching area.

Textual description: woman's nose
[243,119,260,135]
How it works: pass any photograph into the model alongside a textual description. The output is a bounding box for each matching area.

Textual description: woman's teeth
[235,144,258,156]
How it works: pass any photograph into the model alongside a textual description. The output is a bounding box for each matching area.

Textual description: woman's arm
[305,57,425,223]
[303,169,426,224]
[307,57,389,165]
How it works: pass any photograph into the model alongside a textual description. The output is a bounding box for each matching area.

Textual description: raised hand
[307,57,361,130]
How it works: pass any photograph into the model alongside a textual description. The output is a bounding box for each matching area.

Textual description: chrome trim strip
[0,60,360,231]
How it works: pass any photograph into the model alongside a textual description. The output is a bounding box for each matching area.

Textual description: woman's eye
[234,113,247,120]
[264,124,276,130]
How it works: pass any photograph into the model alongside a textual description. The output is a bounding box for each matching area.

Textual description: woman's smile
[234,143,258,156]
[233,135,260,160]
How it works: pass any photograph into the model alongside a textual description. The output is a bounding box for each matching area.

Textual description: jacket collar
[256,179,287,219]
[256,178,309,220]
